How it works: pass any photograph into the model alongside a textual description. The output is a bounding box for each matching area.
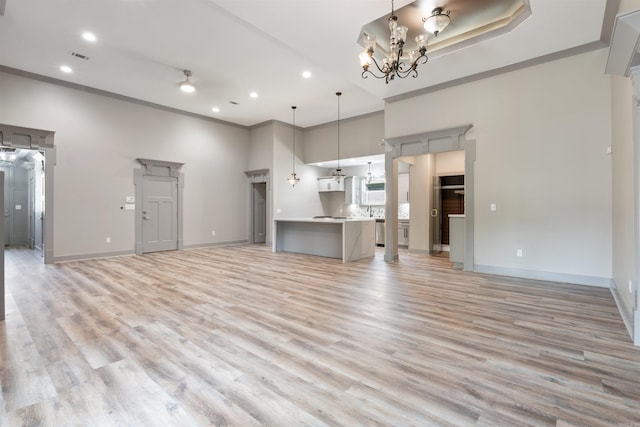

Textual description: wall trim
[610,284,635,342]
[53,250,136,263]
[0,65,248,130]
[52,240,251,262]
[408,248,431,255]
[474,264,612,288]
[386,41,607,105]
[183,240,249,250]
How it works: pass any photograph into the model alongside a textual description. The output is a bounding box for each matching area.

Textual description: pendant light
[287,106,300,187]
[332,91,346,182]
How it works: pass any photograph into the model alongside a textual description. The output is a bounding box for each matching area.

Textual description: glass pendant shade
[288,173,300,186]
[423,8,450,36]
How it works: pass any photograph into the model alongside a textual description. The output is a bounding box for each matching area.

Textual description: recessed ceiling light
[60,65,73,73]
[302,70,312,79]
[82,32,96,42]
[212,107,220,113]
[249,92,259,99]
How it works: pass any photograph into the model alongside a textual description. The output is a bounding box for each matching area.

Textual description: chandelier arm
[396,67,418,79]
[362,69,385,80]
[395,54,428,79]
[368,55,389,75]
[362,56,397,81]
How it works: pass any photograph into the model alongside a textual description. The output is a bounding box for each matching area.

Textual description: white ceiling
[0,0,613,128]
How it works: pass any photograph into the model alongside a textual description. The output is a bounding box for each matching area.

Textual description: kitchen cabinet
[274,218,375,263]
[344,176,363,204]
[398,173,409,203]
[318,177,345,192]
[449,215,465,269]
[398,220,409,247]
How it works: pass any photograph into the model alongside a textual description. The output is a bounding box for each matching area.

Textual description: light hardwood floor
[1,245,639,426]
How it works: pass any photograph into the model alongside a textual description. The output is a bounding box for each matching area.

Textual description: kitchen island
[273,217,375,263]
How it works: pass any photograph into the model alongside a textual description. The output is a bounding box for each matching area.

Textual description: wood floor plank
[1,245,640,425]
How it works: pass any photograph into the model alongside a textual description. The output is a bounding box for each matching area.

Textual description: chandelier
[359,0,427,83]
[287,106,300,187]
[359,1,450,84]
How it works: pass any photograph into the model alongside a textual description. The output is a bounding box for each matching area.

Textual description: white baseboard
[474,264,611,288]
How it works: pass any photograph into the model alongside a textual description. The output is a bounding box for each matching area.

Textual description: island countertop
[273,217,375,262]
[275,217,376,223]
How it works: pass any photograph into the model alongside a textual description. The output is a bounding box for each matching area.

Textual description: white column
[384,151,399,261]
[631,67,640,346]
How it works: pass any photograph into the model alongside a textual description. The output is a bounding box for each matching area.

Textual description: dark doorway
[252,182,267,244]
[440,175,464,246]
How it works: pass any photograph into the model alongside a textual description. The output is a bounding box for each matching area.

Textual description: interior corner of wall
[634,309,640,346]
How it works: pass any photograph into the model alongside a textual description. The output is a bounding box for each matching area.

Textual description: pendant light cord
[291,106,297,174]
[336,92,342,170]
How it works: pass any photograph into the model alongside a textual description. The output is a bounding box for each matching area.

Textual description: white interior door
[141,175,178,253]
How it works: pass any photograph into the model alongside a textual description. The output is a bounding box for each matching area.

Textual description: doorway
[0,147,45,256]
[141,175,178,253]
[436,175,464,251]
[134,158,184,255]
[252,182,267,244]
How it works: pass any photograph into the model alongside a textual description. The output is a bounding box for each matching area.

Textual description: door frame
[245,169,270,245]
[134,158,184,255]
[251,182,267,244]
[0,123,55,263]
[384,124,475,271]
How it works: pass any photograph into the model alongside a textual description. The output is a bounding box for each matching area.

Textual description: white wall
[620,0,640,12]
[248,124,274,172]
[304,112,384,163]
[272,122,325,219]
[436,150,465,176]
[386,49,613,285]
[611,72,636,327]
[408,154,434,253]
[0,71,251,259]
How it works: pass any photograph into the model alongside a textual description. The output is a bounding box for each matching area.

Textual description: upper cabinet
[398,173,409,203]
[318,177,345,192]
[345,176,363,204]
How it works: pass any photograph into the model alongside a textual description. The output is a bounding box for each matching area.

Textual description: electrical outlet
[106,237,111,244]
[490,203,497,212]
[212,230,216,236]
[516,249,523,257]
